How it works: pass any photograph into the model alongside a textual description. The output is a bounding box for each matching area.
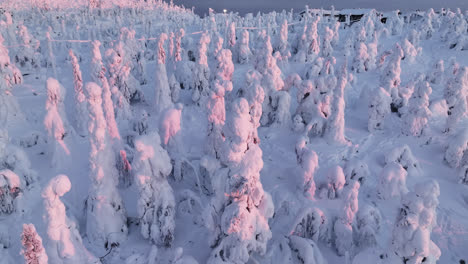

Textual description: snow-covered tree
[380,44,404,110]
[387,10,404,36]
[220,98,252,166]
[85,82,127,250]
[42,174,100,264]
[208,124,274,264]
[241,70,264,143]
[343,159,369,186]
[444,66,467,133]
[192,32,211,103]
[155,33,174,114]
[15,25,40,71]
[294,79,326,135]
[274,19,291,61]
[427,60,444,85]
[368,87,391,132]
[355,204,381,249]
[226,22,236,51]
[43,78,71,169]
[133,133,175,246]
[321,26,334,58]
[401,39,420,63]
[21,224,48,264]
[69,49,88,137]
[296,136,319,199]
[334,181,360,256]
[401,77,432,137]
[290,207,329,243]
[213,49,234,94]
[377,162,408,200]
[159,104,184,181]
[0,169,22,215]
[327,165,346,199]
[101,41,144,104]
[352,42,369,73]
[444,128,468,182]
[206,82,226,158]
[391,180,441,264]
[385,145,420,176]
[254,31,285,126]
[325,63,349,145]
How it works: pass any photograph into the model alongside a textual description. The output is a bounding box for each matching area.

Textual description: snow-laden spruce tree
[401,77,432,137]
[100,41,144,104]
[206,81,226,159]
[212,49,234,94]
[241,70,264,143]
[0,35,23,125]
[327,165,346,199]
[15,25,40,71]
[334,181,360,256]
[380,43,404,110]
[444,66,467,133]
[227,22,236,52]
[305,17,321,62]
[391,180,441,264]
[427,60,445,85]
[69,49,88,137]
[355,204,382,249]
[294,79,326,135]
[352,42,369,73]
[159,104,184,181]
[212,34,224,61]
[321,26,334,58]
[254,31,285,126]
[155,33,174,114]
[208,99,274,263]
[401,38,420,63]
[220,98,252,166]
[42,174,100,264]
[387,10,404,36]
[44,78,72,170]
[85,82,127,250]
[295,136,319,199]
[290,206,330,244]
[377,162,408,200]
[368,87,392,132]
[274,19,291,62]
[192,32,211,103]
[325,63,349,145]
[21,224,48,264]
[133,133,175,246]
[444,128,468,184]
[0,169,22,215]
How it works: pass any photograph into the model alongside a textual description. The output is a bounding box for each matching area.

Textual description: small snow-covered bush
[327,165,346,199]
[377,162,408,199]
[290,207,329,243]
[368,87,391,132]
[445,128,468,172]
[385,145,420,175]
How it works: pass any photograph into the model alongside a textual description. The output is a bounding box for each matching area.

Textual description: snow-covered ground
[0,1,467,264]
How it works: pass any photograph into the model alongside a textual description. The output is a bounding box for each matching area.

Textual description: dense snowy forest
[0,0,467,263]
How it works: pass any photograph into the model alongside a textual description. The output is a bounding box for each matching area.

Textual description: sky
[171,0,468,16]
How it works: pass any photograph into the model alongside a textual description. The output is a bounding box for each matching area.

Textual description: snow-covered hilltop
[0,1,467,264]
